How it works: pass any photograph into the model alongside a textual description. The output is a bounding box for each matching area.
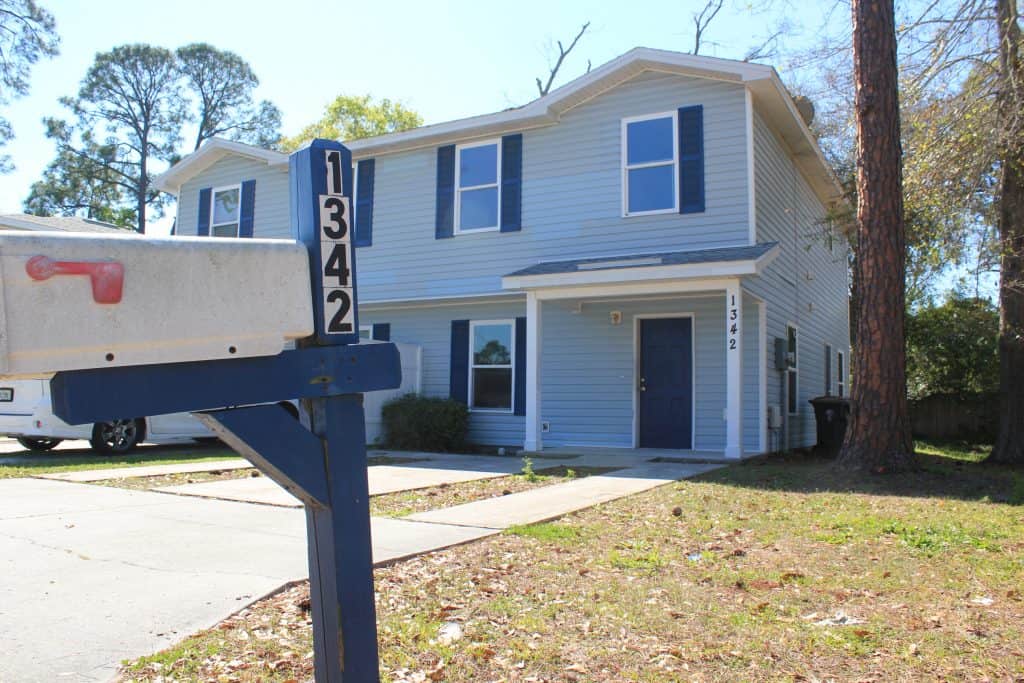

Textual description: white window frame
[209,183,241,238]
[837,349,846,398]
[358,325,372,341]
[824,343,833,396]
[454,139,502,234]
[786,323,799,416]
[468,318,515,413]
[621,110,679,218]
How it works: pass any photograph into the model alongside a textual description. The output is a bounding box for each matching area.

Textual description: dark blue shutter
[513,316,526,416]
[355,159,375,247]
[371,323,390,342]
[500,134,522,232]
[678,105,705,214]
[450,320,469,403]
[238,180,256,237]
[435,145,456,239]
[197,187,211,236]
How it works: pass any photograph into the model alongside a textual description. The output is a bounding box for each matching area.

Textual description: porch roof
[502,242,779,291]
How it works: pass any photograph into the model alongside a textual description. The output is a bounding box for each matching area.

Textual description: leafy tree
[176,43,281,151]
[39,44,184,233]
[24,138,134,227]
[837,0,917,473]
[0,0,59,171]
[906,294,1000,398]
[279,94,421,151]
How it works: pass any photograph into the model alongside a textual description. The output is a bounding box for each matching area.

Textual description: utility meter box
[0,231,314,377]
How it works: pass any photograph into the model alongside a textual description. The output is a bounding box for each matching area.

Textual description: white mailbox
[0,231,313,377]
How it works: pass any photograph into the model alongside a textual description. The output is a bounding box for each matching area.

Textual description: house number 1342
[319,149,354,334]
[728,295,739,351]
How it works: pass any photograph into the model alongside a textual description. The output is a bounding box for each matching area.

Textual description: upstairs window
[210,185,240,237]
[469,320,514,411]
[456,141,500,232]
[623,112,678,215]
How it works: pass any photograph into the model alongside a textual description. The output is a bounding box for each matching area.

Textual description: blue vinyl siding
[361,299,527,447]
[354,72,749,303]
[746,110,850,450]
[179,156,290,238]
[362,294,761,451]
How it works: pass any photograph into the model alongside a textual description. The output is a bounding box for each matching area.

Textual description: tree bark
[988,0,1024,465]
[837,0,917,473]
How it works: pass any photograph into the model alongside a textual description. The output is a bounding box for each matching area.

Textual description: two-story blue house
[156,47,850,460]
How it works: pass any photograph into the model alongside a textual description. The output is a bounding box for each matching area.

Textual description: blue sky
[0,0,835,234]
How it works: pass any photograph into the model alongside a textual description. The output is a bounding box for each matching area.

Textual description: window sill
[455,226,501,235]
[622,208,678,218]
[468,407,514,414]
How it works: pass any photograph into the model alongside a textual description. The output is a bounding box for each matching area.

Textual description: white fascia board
[529,277,736,301]
[346,48,773,159]
[154,139,288,196]
[503,245,779,291]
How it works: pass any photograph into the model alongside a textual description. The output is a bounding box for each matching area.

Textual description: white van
[0,378,216,453]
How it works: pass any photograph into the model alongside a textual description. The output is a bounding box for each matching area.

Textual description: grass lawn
[120,441,1024,682]
[0,443,238,479]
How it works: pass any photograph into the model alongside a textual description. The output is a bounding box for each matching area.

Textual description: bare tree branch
[536,21,590,96]
[692,0,724,55]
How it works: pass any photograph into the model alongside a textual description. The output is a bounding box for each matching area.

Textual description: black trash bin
[808,396,851,457]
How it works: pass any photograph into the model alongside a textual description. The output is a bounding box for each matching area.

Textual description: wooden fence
[910,393,998,440]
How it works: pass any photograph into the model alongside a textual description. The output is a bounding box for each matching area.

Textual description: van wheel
[16,436,62,452]
[90,419,145,454]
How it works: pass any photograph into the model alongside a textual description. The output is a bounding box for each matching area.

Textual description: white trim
[745,87,757,245]
[824,342,833,396]
[786,322,799,416]
[358,324,373,340]
[209,184,241,238]
[632,312,697,450]
[467,319,515,413]
[454,139,502,234]
[154,138,287,195]
[725,280,743,459]
[621,110,679,217]
[531,277,733,301]
[758,299,767,454]
[524,293,542,451]
[361,291,525,310]
[503,245,780,291]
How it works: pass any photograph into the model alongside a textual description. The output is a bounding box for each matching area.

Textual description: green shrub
[381,394,469,452]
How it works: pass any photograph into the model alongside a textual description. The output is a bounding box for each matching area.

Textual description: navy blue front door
[638,317,693,449]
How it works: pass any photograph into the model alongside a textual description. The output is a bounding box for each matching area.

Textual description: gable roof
[155,47,842,204]
[0,214,130,233]
[154,138,288,195]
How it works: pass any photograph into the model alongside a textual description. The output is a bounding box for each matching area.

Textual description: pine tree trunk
[988,0,1024,465]
[836,0,916,473]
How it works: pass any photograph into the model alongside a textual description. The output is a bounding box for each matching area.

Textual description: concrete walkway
[39,458,249,482]
[409,461,720,528]
[153,452,583,507]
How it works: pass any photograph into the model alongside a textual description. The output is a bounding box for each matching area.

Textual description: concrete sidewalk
[39,458,249,482]
[152,452,581,507]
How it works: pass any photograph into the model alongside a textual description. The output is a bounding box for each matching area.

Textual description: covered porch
[502,243,779,460]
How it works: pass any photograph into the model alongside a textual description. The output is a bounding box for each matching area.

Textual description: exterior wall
[747,110,851,450]
[538,294,760,452]
[177,156,290,238]
[353,71,750,303]
[360,293,759,452]
[360,298,527,447]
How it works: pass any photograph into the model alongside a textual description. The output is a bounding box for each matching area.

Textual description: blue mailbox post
[47,139,393,682]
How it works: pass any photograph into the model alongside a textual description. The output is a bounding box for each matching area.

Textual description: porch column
[725,280,743,459]
[524,291,543,452]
